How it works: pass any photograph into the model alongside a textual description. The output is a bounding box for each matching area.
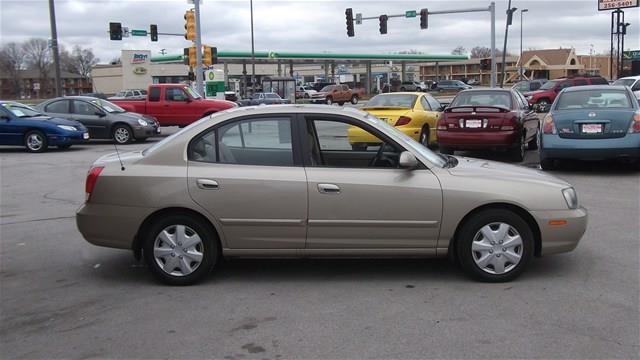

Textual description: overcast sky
[1,0,639,63]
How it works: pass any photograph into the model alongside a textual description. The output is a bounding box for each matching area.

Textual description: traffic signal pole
[193,0,204,96]
[48,0,62,97]
[349,2,497,87]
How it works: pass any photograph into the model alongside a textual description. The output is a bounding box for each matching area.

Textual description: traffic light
[183,47,190,65]
[150,24,158,42]
[188,46,197,68]
[379,15,388,34]
[109,22,122,40]
[420,9,428,29]
[184,9,196,41]
[345,8,354,37]
[202,45,218,66]
[188,71,195,81]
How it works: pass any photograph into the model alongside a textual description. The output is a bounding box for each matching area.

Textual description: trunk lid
[553,109,635,139]
[441,106,514,132]
[363,107,412,125]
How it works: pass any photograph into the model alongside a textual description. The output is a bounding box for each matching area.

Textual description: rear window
[556,90,632,110]
[366,94,418,108]
[613,79,636,87]
[451,91,512,108]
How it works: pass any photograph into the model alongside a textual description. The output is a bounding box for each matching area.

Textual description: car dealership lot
[1,130,638,358]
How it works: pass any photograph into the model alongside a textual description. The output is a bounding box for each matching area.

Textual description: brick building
[0,70,93,100]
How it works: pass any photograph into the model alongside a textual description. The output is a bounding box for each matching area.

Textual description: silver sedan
[77,105,587,285]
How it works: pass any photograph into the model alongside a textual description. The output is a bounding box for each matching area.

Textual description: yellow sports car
[349,92,443,149]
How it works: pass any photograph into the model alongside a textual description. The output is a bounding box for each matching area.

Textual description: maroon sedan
[436,89,540,162]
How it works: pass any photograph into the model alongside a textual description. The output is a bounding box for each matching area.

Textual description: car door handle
[318,183,340,194]
[196,178,219,190]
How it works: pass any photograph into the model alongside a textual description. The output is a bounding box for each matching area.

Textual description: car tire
[456,209,534,282]
[351,95,359,105]
[304,93,310,99]
[143,214,218,286]
[325,97,333,105]
[510,135,525,162]
[540,158,556,170]
[419,126,430,147]
[58,144,72,150]
[536,99,550,112]
[24,130,48,153]
[439,146,453,155]
[112,124,133,144]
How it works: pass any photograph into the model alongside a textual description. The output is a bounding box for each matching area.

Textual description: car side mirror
[399,151,418,169]
[95,111,106,117]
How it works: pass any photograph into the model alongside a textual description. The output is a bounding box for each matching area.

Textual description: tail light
[542,114,557,134]
[437,118,447,131]
[394,116,411,126]
[500,114,518,131]
[85,166,104,201]
[628,111,640,133]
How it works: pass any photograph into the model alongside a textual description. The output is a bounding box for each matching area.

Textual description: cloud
[0,0,638,63]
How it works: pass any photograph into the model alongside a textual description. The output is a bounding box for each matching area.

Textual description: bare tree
[0,42,25,98]
[470,46,508,58]
[451,46,467,56]
[67,45,99,79]
[22,38,52,94]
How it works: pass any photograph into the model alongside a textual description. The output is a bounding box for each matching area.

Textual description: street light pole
[250,0,256,95]
[193,0,204,96]
[519,8,528,81]
[48,0,62,97]
[500,0,517,88]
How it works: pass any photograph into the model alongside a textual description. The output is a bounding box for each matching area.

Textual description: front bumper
[132,124,161,138]
[437,130,519,149]
[48,131,89,145]
[531,207,588,255]
[540,134,640,160]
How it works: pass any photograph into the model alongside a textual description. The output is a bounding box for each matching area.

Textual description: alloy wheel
[114,127,131,144]
[26,133,44,152]
[471,222,523,275]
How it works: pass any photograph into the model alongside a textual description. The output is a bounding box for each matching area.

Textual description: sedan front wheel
[456,209,534,282]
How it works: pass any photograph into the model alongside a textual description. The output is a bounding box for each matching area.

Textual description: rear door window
[45,100,70,114]
[149,87,161,102]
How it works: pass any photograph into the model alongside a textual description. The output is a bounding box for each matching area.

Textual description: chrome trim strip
[308,219,439,227]
[223,248,439,257]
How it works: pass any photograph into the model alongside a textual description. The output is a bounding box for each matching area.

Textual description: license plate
[582,124,602,134]
[83,132,90,140]
[465,119,482,128]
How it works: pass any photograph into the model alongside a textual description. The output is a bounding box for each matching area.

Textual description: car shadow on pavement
[545,159,640,174]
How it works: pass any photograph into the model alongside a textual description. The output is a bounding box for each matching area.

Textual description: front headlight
[562,187,578,209]
[57,125,76,131]
[137,119,148,126]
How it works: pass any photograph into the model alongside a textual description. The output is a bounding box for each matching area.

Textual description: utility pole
[193,0,204,96]
[250,0,256,95]
[490,2,496,87]
[519,8,528,81]
[48,0,62,97]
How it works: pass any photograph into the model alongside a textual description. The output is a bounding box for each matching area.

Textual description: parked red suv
[523,76,609,109]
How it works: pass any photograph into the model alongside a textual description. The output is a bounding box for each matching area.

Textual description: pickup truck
[309,84,364,105]
[110,84,237,126]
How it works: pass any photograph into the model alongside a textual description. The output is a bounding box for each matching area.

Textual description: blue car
[0,101,89,152]
[539,85,640,170]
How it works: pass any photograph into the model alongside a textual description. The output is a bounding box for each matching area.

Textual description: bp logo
[208,72,215,81]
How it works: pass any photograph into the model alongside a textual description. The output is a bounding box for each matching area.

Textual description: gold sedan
[349,92,443,150]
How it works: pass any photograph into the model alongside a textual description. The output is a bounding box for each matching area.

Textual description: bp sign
[208,71,215,81]
[623,50,640,60]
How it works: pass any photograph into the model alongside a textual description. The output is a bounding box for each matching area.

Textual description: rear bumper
[76,202,154,250]
[437,130,519,149]
[540,134,640,160]
[531,207,588,255]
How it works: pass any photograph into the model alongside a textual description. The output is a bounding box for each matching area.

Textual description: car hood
[447,156,570,188]
[202,99,237,108]
[31,115,84,127]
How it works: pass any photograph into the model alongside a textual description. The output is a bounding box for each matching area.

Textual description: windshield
[612,79,636,87]
[539,80,559,90]
[365,94,417,108]
[265,93,280,99]
[366,114,447,168]
[1,102,43,117]
[320,85,334,92]
[556,90,632,110]
[451,91,512,108]
[91,99,126,113]
[115,91,126,97]
[184,86,202,99]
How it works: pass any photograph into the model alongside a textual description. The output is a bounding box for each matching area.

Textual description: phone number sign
[598,0,639,10]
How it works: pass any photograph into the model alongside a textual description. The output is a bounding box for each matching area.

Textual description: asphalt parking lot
[1,128,639,359]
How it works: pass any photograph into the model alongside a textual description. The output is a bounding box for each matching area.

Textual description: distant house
[514,48,584,81]
[0,70,93,100]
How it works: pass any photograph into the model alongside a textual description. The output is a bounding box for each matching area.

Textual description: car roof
[563,85,629,92]
[372,92,424,95]
[217,104,369,118]
[617,75,640,80]
[458,88,512,93]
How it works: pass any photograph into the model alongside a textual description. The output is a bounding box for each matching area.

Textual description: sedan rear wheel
[143,214,217,285]
[24,130,48,153]
[510,135,525,162]
[350,95,359,105]
[457,209,534,282]
[419,126,430,147]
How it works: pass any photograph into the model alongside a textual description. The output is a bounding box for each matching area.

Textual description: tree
[0,42,25,98]
[451,46,467,56]
[67,45,99,79]
[469,46,510,58]
[22,38,52,94]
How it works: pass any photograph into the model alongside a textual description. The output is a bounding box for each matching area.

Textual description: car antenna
[113,141,125,171]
